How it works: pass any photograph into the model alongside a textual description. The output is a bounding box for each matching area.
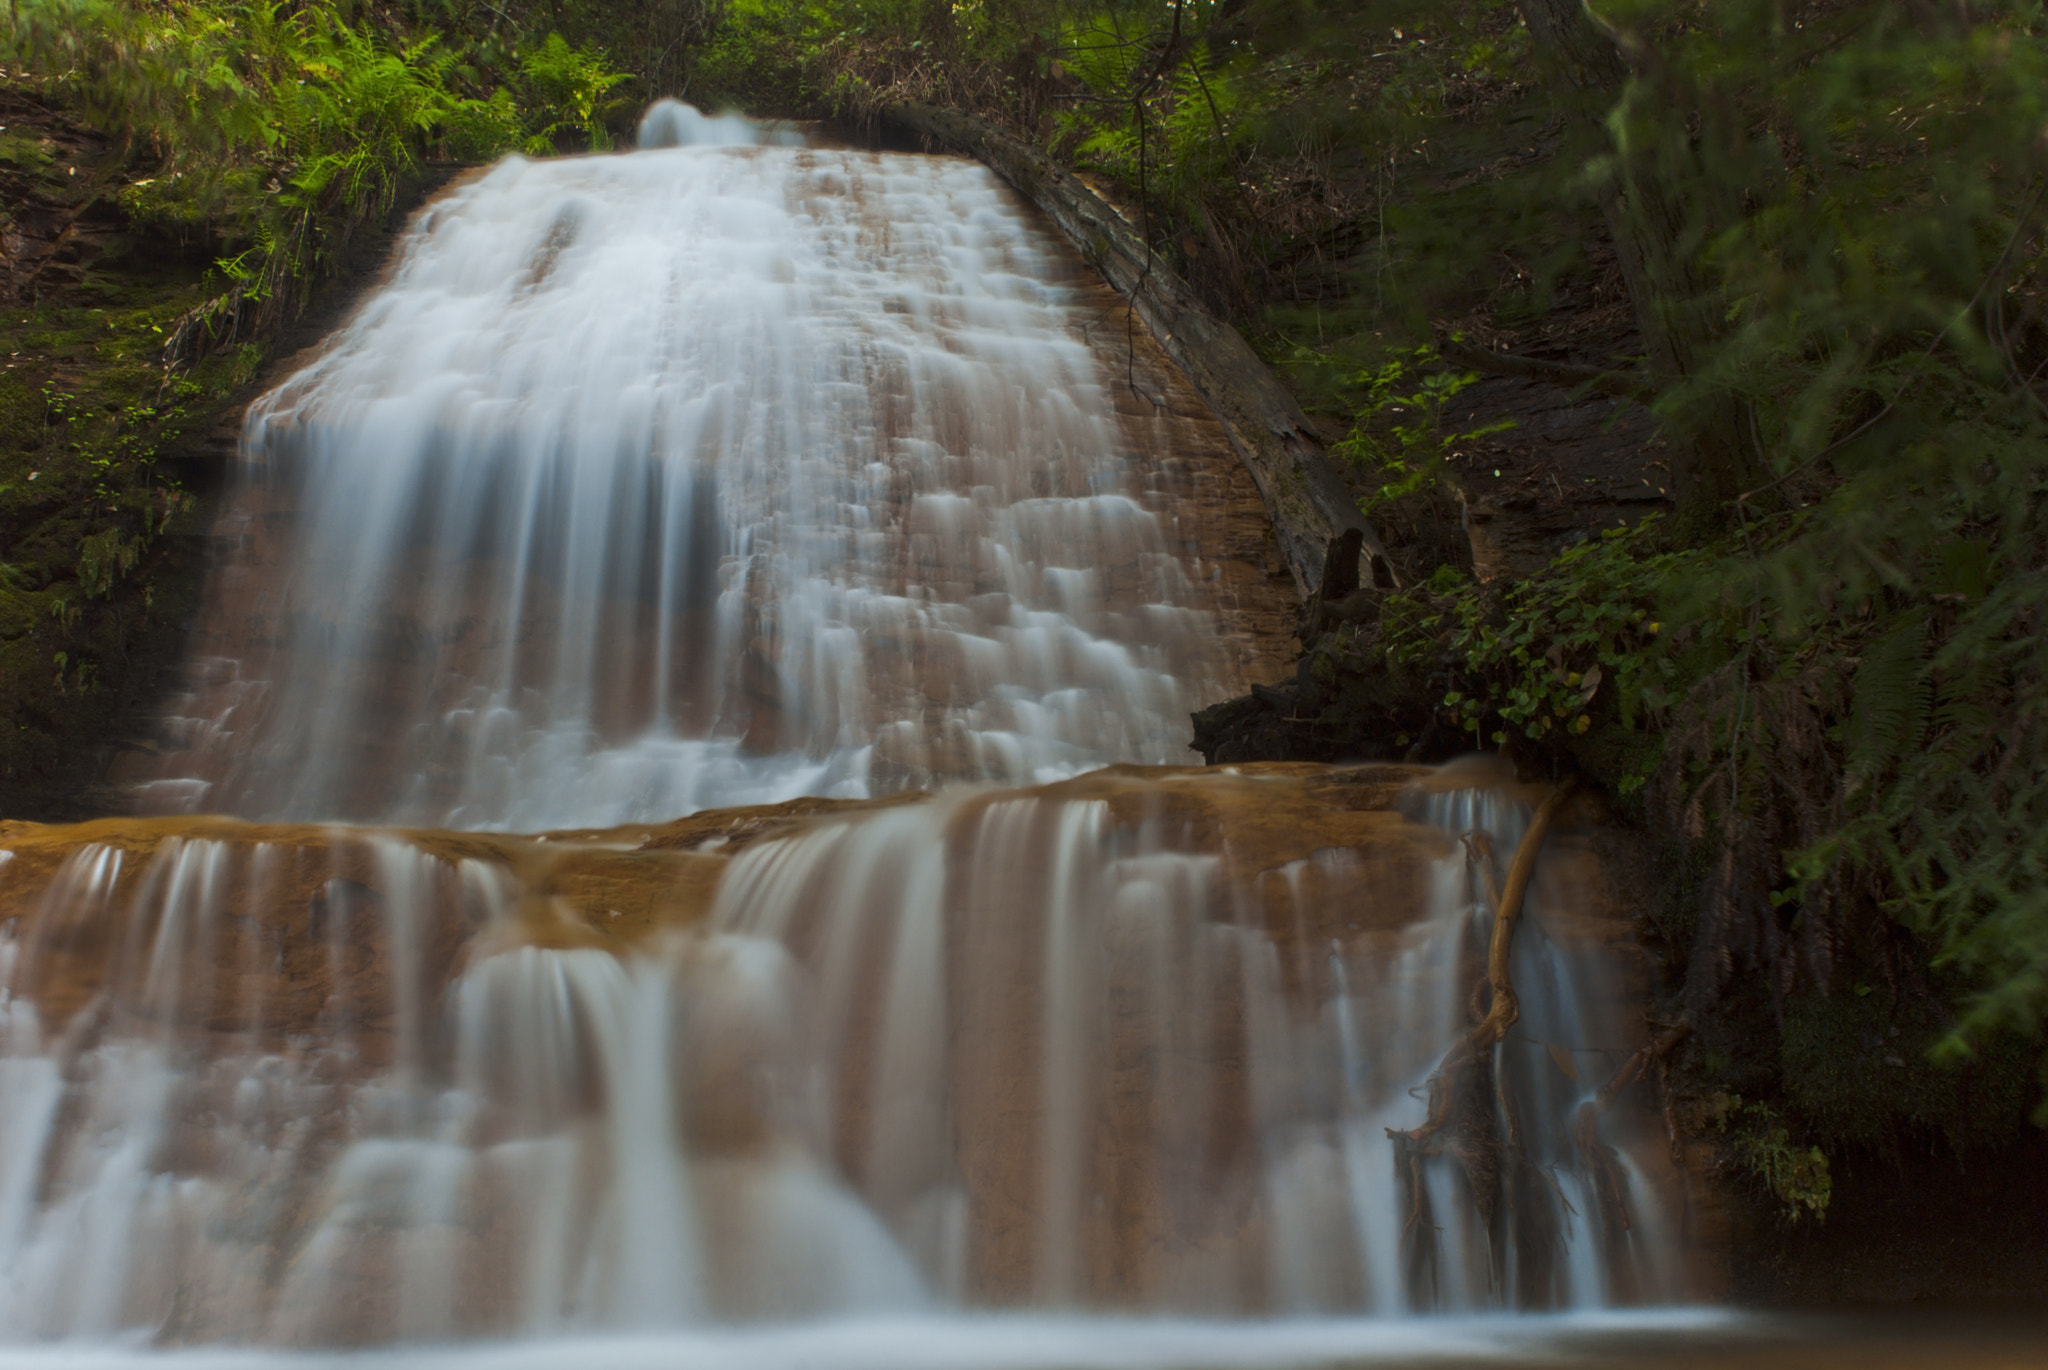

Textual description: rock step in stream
[0,761,1691,1342]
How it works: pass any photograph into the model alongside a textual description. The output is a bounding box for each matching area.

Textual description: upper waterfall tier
[139,130,1290,829]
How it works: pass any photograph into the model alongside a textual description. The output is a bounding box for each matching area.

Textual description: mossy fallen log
[887,101,1387,599]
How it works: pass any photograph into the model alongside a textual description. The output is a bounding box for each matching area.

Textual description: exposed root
[1459,830,1504,918]
[1570,1019,1692,1238]
[1388,779,1577,1262]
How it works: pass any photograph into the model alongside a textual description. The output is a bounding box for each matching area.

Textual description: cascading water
[0,105,1697,1358]
[0,766,1689,1344]
[137,102,1275,829]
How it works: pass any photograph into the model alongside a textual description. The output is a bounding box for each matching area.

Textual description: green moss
[1705,1092,1833,1222]
[0,219,237,816]
[0,372,43,459]
[0,128,54,174]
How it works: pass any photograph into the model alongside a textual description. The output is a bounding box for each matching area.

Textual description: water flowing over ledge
[134,109,1290,831]
[1,763,1690,1344]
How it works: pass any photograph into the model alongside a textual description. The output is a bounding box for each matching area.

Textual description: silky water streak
[140,108,1281,829]
[0,764,1694,1344]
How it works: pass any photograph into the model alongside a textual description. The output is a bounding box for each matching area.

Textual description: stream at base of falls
[0,102,1899,1360]
[0,1314,2043,1370]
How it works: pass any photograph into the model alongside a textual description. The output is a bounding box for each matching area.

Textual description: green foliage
[1604,3,2048,1114]
[0,285,223,808]
[1328,343,1514,513]
[1381,520,1699,779]
[1050,5,1239,188]
[516,32,629,153]
[76,528,141,600]
[1272,2,2048,1128]
[688,0,938,113]
[3,2,626,333]
[1707,1092,1833,1222]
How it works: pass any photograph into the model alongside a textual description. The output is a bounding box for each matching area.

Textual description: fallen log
[886,101,1389,599]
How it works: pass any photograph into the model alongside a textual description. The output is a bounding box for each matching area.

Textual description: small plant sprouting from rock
[1708,1092,1832,1223]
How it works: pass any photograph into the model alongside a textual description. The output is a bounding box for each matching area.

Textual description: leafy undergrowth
[890,2,2048,1161]
[6,1,630,340]
[0,1,637,815]
[1694,1090,1834,1224]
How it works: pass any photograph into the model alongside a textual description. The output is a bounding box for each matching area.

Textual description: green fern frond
[1844,609,1929,796]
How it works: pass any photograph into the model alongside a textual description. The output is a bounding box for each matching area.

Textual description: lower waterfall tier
[0,762,1692,1344]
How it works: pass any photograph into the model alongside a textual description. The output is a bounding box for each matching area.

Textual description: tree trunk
[1516,0,1756,506]
[886,101,1391,598]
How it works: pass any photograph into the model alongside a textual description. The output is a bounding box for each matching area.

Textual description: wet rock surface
[123,148,1300,829]
[0,763,1693,1339]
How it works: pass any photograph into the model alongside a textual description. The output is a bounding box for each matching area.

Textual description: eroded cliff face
[0,89,462,822]
[1,92,216,820]
[0,763,1699,1341]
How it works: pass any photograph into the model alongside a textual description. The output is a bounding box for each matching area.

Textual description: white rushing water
[142,102,1241,830]
[0,106,1691,1353]
[0,770,1687,1344]
[0,1312,1758,1370]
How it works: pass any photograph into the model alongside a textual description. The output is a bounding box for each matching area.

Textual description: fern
[2,1,618,341]
[516,32,630,154]
[1842,610,1930,798]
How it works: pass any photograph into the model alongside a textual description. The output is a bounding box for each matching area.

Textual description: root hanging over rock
[1388,779,1577,1290]
[1571,1019,1693,1269]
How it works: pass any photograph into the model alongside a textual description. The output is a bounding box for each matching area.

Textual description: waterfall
[137,102,1267,830]
[0,106,1693,1352]
[0,767,1688,1343]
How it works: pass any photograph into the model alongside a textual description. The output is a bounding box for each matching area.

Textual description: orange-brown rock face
[0,763,1698,1343]
[124,144,1299,831]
